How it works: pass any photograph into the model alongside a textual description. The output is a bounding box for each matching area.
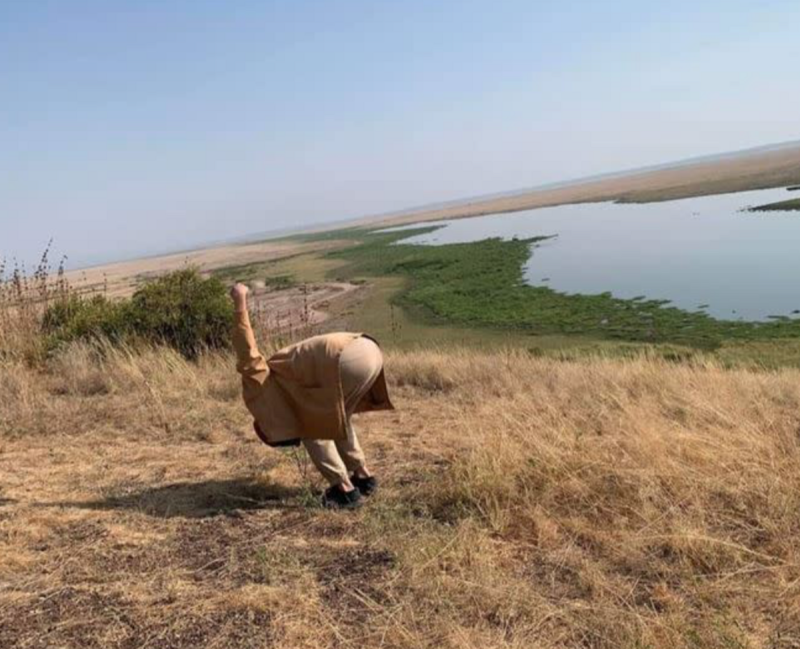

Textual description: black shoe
[351,474,378,497]
[322,485,363,510]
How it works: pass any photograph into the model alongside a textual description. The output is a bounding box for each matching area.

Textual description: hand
[229,283,249,306]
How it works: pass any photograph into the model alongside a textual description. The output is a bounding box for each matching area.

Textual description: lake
[388,187,800,322]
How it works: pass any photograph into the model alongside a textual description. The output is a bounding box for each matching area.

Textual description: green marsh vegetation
[211,259,298,289]
[40,269,232,359]
[294,226,800,351]
[749,197,800,212]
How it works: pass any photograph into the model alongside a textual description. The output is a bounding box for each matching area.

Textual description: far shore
[363,142,800,228]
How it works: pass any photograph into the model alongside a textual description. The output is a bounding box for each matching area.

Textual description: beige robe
[232,308,393,443]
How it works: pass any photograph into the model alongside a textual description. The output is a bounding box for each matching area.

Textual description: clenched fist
[229,283,249,309]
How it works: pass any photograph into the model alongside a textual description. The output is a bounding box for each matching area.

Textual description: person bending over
[229,283,393,509]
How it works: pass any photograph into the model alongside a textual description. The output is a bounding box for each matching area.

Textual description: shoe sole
[322,499,363,510]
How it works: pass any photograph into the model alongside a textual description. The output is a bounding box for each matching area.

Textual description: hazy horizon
[39,137,800,272]
[3,1,799,269]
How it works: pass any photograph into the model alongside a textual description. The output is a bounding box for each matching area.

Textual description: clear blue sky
[2,0,798,269]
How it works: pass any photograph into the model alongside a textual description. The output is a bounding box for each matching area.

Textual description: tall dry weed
[0,243,70,363]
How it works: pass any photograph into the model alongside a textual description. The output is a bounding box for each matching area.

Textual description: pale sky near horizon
[2,1,799,269]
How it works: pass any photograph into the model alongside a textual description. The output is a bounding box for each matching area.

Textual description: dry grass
[3,344,800,648]
[0,245,71,364]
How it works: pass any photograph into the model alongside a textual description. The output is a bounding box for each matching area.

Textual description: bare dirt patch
[248,281,365,333]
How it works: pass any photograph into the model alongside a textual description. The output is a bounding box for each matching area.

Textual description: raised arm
[230,283,268,391]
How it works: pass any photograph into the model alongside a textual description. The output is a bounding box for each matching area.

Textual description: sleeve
[232,307,269,394]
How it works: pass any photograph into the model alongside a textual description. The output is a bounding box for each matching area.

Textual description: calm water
[388,188,800,321]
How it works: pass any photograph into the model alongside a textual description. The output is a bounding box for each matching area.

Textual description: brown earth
[248,281,365,333]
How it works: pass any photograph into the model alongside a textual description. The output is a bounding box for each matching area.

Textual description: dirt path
[248,281,364,332]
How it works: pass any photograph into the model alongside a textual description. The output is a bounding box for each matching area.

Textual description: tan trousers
[303,336,384,486]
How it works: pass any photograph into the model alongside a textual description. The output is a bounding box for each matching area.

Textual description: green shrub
[128,269,233,358]
[42,294,132,346]
[42,269,233,359]
[263,274,295,290]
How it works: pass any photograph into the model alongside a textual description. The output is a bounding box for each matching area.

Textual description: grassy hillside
[3,343,800,648]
